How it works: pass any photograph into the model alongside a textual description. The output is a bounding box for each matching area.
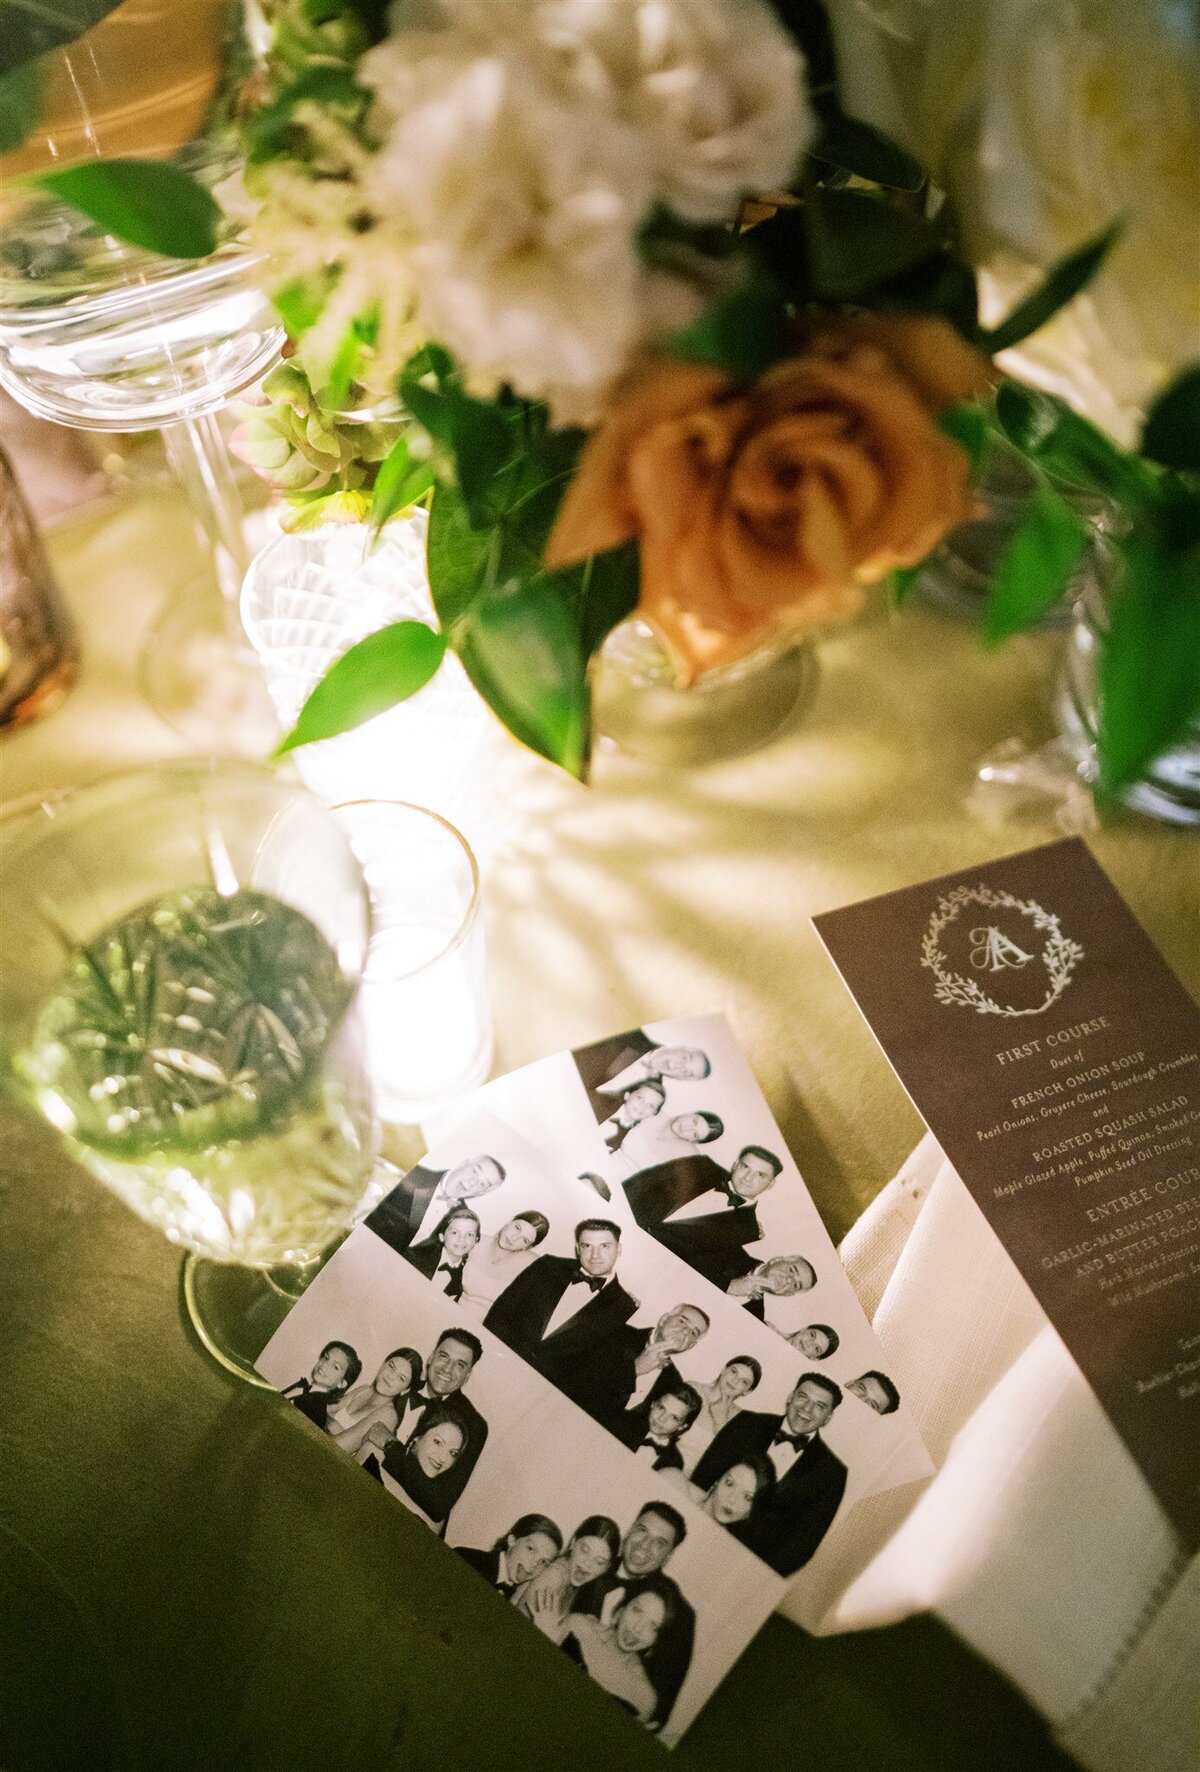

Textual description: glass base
[181,1252,327,1387]
[592,619,818,766]
[140,582,281,754]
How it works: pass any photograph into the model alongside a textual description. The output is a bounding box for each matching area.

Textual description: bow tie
[495,1580,516,1599]
[640,1434,670,1448]
[570,1268,606,1293]
[437,1260,465,1299]
[772,1429,812,1451]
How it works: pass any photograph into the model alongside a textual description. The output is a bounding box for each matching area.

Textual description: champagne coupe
[0,761,378,1385]
[0,0,285,748]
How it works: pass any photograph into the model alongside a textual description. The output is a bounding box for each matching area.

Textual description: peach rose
[546,314,993,682]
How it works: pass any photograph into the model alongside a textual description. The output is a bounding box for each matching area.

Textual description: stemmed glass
[0,761,378,1384]
[0,0,284,748]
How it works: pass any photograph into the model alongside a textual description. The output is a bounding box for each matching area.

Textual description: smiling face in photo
[622,1511,679,1576]
[440,1214,480,1263]
[443,1156,504,1201]
[720,1359,758,1399]
[414,1419,464,1478]
[376,1354,415,1397]
[426,1336,477,1397]
[647,1394,691,1439]
[655,1303,708,1353]
[313,1346,351,1389]
[708,1463,759,1525]
[614,1591,667,1655]
[567,1533,614,1587]
[785,1378,836,1437]
[507,1529,560,1585]
[652,1046,708,1080]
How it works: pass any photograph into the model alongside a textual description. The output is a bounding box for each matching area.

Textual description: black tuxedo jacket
[608,1331,685,1446]
[282,1380,344,1431]
[692,1410,847,1577]
[573,1568,695,1730]
[622,1156,764,1292]
[384,1391,488,1527]
[366,1164,444,1254]
[453,1544,516,1596]
[484,1254,637,1421]
[404,1237,468,1296]
[573,1029,656,1122]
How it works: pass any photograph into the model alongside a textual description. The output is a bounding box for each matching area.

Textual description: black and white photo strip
[425,1014,932,1501]
[257,1120,787,1747]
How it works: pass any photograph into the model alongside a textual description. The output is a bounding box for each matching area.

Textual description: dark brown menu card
[813,839,1200,1549]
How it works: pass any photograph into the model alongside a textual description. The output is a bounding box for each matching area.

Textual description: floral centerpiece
[7,0,1199,792]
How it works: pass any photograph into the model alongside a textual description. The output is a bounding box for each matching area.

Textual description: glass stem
[163,412,249,608]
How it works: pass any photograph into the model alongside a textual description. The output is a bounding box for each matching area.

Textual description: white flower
[531,0,813,222]
[823,0,1200,442]
[361,36,655,419]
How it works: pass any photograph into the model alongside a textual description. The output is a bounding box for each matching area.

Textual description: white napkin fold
[782,1134,1195,1772]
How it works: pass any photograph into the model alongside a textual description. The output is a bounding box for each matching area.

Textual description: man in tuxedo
[609,1303,710,1444]
[727,1253,816,1321]
[573,1503,695,1731]
[365,1326,488,1527]
[848,1370,901,1415]
[629,1383,703,1471]
[484,1218,638,1422]
[455,1514,563,1597]
[573,1029,712,1122]
[692,1373,847,1577]
[622,1144,783,1290]
[599,1078,666,1155]
[366,1153,506,1254]
[405,1205,481,1300]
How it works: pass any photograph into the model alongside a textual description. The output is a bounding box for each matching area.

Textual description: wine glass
[0,0,285,749]
[0,760,378,1385]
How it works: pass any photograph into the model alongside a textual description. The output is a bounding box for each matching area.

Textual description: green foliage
[368,435,435,542]
[939,404,989,472]
[983,487,1089,644]
[1142,366,1200,475]
[666,273,790,380]
[0,54,42,152]
[809,112,925,191]
[274,620,447,756]
[976,223,1121,354]
[801,188,942,301]
[244,64,367,166]
[1098,535,1200,792]
[890,564,922,607]
[29,159,221,258]
[0,0,124,76]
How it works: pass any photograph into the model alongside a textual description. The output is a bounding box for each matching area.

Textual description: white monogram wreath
[920,885,1084,1017]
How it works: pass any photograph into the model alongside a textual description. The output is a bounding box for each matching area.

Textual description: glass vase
[1056,572,1200,827]
[0,443,78,729]
[591,616,817,767]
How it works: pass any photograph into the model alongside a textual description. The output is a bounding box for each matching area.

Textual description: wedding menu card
[257,1015,931,1745]
[814,838,1200,1550]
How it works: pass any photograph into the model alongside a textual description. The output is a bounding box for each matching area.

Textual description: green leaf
[424,479,495,630]
[273,620,447,756]
[809,112,925,191]
[244,64,363,163]
[665,274,789,380]
[271,272,334,339]
[1097,536,1200,792]
[572,540,641,660]
[0,54,43,151]
[984,486,1089,644]
[939,403,989,472]
[994,382,1062,455]
[400,372,516,524]
[367,437,434,541]
[993,381,1158,507]
[0,0,124,77]
[802,188,941,300]
[321,321,364,413]
[456,573,589,778]
[891,563,922,607]
[977,222,1121,354]
[1142,366,1200,474]
[30,159,220,258]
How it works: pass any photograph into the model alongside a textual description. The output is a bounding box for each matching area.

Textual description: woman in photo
[280,1340,361,1429]
[516,1514,621,1640]
[455,1513,563,1598]
[329,1347,424,1459]
[614,1108,725,1175]
[459,1209,551,1319]
[676,1355,762,1464]
[695,1456,776,1548]
[368,1400,471,1528]
[560,1576,678,1726]
[405,1205,481,1298]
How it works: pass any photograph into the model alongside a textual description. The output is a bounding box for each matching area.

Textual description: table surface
[2,489,1196,1772]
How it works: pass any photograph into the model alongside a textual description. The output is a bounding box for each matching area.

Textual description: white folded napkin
[781,1134,1195,1772]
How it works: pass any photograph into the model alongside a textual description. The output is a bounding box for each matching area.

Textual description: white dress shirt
[767,1430,814,1483]
[664,1186,734,1224]
[544,1272,610,1338]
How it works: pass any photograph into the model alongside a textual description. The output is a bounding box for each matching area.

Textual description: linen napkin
[786,1134,1195,1772]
